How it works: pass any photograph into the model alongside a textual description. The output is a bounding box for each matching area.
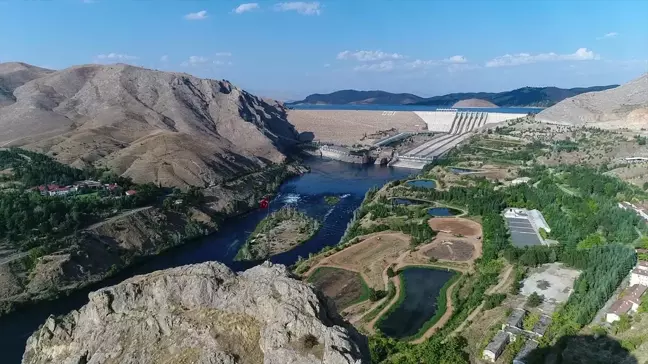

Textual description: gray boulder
[22,262,368,364]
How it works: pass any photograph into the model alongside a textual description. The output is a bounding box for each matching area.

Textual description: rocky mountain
[22,261,368,364]
[536,74,648,129]
[451,98,498,108]
[0,62,53,107]
[0,62,299,188]
[289,85,618,107]
[289,90,424,105]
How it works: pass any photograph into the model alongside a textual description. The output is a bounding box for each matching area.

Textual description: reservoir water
[378,267,456,339]
[291,104,544,114]
[0,159,414,364]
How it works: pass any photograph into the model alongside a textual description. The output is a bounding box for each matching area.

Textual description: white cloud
[353,61,395,72]
[404,55,468,69]
[96,53,138,61]
[446,55,467,64]
[214,52,232,57]
[597,32,618,40]
[184,10,208,20]
[485,48,599,67]
[274,2,321,15]
[213,60,233,66]
[234,3,260,14]
[323,63,331,68]
[337,50,405,62]
[181,56,209,67]
[160,55,169,62]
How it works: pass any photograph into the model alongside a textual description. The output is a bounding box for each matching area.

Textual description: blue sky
[1,0,647,100]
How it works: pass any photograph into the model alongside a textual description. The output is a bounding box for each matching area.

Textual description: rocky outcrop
[22,262,369,364]
[536,74,647,129]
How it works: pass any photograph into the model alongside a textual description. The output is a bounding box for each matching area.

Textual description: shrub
[484,293,507,310]
[527,292,544,307]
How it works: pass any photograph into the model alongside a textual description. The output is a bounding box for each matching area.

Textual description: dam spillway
[389,109,527,169]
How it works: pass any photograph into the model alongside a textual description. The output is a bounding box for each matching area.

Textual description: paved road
[0,251,28,266]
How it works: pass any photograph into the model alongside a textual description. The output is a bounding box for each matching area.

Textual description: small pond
[427,207,462,216]
[378,267,456,339]
[450,167,481,174]
[406,179,436,189]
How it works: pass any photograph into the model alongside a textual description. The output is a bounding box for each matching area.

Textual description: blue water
[291,104,543,114]
[0,159,414,364]
[407,179,436,189]
[428,207,462,216]
[378,267,455,338]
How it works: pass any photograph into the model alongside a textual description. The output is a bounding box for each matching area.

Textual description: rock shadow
[524,334,638,364]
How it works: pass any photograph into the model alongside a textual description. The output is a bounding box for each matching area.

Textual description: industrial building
[483,330,510,362]
[503,208,551,247]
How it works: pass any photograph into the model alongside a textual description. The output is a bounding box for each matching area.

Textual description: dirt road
[84,206,153,230]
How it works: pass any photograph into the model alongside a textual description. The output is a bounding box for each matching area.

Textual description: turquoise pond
[428,207,462,216]
[407,179,436,189]
[378,267,456,338]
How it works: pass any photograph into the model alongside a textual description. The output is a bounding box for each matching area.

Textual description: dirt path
[365,275,402,334]
[447,264,514,338]
[84,206,153,230]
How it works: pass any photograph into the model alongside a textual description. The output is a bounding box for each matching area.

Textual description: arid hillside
[0,62,53,107]
[0,63,299,188]
[536,74,648,129]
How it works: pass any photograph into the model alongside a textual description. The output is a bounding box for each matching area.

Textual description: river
[0,158,414,363]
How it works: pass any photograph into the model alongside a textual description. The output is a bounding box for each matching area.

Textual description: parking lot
[506,217,542,247]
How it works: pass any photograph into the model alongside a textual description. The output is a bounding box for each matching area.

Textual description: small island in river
[236,207,321,261]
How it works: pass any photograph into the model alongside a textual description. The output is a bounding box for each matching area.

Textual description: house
[105,183,119,191]
[504,308,526,330]
[511,177,531,185]
[637,261,648,272]
[630,268,648,286]
[513,340,539,364]
[530,315,552,338]
[606,299,633,323]
[483,330,510,362]
[48,186,71,196]
[125,190,137,196]
[624,284,647,310]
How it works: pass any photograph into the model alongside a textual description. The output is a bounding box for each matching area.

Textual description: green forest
[0,148,163,251]
[367,161,646,363]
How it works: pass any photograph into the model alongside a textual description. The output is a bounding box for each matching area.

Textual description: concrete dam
[390,109,527,169]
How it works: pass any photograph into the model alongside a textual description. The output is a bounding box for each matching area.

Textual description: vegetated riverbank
[0,159,412,364]
[235,207,321,261]
[0,162,308,317]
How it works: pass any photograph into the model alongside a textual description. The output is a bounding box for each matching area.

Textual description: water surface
[0,159,414,364]
[378,267,455,338]
[428,207,462,216]
[291,104,543,114]
[407,179,436,189]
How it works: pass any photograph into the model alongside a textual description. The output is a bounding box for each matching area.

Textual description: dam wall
[309,145,373,164]
[412,110,527,134]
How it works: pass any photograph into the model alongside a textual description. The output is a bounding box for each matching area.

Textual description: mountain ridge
[288,85,619,108]
[0,62,299,188]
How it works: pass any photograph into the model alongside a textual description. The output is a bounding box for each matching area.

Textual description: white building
[630,268,648,287]
[511,177,531,185]
[607,299,633,323]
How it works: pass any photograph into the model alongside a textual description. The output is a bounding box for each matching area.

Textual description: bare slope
[536,74,648,128]
[0,62,53,107]
[0,63,299,187]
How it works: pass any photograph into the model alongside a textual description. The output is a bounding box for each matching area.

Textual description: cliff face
[0,206,215,314]
[22,262,369,364]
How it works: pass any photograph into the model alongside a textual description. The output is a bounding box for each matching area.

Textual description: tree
[527,292,544,307]
[484,293,507,309]
[386,267,396,278]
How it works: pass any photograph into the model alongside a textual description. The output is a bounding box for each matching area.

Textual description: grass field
[308,266,370,310]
